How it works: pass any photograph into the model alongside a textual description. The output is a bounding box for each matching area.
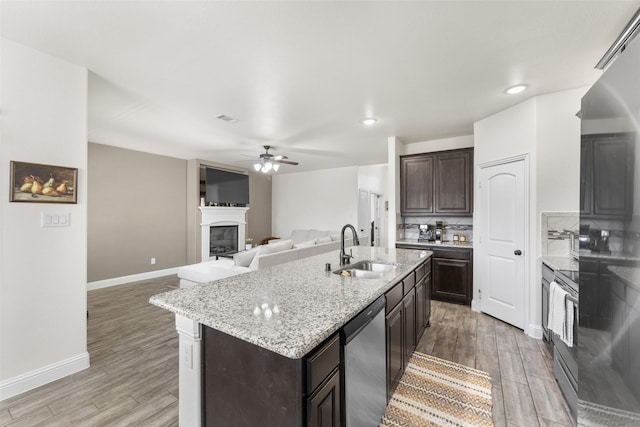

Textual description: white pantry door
[478,157,527,329]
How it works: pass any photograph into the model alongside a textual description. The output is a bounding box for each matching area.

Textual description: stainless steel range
[553,269,579,420]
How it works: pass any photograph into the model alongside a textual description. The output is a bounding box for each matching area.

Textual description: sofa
[177,229,358,288]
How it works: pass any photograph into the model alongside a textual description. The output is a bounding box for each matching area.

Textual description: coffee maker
[435,221,444,243]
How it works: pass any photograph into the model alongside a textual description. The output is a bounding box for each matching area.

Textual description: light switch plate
[41,212,71,227]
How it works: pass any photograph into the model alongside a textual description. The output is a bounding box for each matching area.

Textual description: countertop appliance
[342,295,387,426]
[418,224,433,242]
[435,221,443,243]
[579,8,640,424]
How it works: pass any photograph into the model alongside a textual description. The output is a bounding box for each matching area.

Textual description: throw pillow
[234,247,258,267]
[249,243,291,270]
[270,239,294,251]
[293,239,316,248]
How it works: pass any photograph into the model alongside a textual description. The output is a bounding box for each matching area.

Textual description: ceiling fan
[252,145,299,173]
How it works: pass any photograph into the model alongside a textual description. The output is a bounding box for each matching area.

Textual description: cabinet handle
[514,250,522,256]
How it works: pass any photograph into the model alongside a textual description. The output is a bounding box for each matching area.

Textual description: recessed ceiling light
[505,84,528,95]
[361,117,377,125]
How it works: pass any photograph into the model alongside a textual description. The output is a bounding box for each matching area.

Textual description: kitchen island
[150,245,431,426]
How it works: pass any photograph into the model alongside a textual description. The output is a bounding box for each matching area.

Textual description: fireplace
[210,225,238,256]
[199,206,250,261]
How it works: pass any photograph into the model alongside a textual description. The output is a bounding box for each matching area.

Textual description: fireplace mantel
[199,206,250,261]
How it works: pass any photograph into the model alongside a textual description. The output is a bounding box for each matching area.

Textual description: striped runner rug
[380,352,494,427]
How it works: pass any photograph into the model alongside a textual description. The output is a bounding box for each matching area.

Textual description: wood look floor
[0,276,572,427]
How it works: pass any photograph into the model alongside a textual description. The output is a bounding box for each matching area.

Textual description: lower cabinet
[385,257,432,399]
[307,369,340,427]
[432,252,471,305]
[396,244,472,305]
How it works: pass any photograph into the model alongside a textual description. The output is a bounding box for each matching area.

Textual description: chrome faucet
[340,224,360,265]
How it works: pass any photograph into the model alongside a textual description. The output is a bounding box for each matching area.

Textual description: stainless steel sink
[348,260,396,273]
[333,260,396,279]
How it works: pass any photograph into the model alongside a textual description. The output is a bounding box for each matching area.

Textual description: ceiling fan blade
[275,159,298,166]
[273,155,288,160]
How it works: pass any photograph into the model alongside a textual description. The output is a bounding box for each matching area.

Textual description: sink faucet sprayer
[340,224,360,265]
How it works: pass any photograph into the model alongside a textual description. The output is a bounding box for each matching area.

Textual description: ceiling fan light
[261,165,269,173]
[272,163,280,172]
[253,163,262,172]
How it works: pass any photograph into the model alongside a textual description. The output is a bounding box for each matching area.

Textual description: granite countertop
[541,256,579,272]
[396,239,473,249]
[608,266,640,289]
[150,246,431,359]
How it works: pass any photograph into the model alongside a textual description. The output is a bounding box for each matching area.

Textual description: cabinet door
[591,134,634,218]
[307,369,341,427]
[415,279,426,341]
[611,292,627,372]
[627,303,640,397]
[580,139,592,216]
[401,155,434,214]
[424,270,432,326]
[434,150,472,215]
[386,303,403,399]
[542,278,550,342]
[432,257,471,304]
[403,288,416,363]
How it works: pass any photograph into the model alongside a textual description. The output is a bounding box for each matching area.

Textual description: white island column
[175,315,202,427]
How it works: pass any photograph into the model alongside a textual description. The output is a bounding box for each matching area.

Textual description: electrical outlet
[150,257,156,265]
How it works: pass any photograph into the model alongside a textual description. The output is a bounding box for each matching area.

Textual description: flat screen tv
[205,168,250,206]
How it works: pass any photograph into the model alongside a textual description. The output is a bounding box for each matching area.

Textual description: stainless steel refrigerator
[579,9,640,425]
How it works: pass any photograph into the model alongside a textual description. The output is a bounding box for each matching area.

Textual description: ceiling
[2,1,639,173]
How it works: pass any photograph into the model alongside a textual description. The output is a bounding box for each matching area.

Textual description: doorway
[358,190,383,246]
[476,155,528,329]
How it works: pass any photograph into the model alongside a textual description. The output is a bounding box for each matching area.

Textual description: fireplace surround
[199,206,250,261]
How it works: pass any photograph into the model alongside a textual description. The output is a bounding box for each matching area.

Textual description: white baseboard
[470,298,481,312]
[528,323,544,340]
[87,267,179,291]
[0,352,90,401]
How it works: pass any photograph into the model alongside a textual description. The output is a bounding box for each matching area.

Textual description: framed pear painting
[10,161,77,204]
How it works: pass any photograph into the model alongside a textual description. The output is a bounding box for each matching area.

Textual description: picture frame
[9,161,78,204]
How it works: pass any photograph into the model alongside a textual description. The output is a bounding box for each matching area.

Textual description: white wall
[403,134,474,155]
[536,87,587,213]
[0,39,89,399]
[272,166,359,237]
[473,88,586,338]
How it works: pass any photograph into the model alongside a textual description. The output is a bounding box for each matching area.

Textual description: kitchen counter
[541,256,579,272]
[579,249,640,262]
[150,246,431,359]
[396,238,473,249]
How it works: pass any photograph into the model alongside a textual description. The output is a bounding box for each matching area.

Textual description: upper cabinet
[401,148,473,216]
[581,133,635,219]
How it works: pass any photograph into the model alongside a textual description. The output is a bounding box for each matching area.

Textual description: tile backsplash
[541,212,578,257]
[399,216,473,241]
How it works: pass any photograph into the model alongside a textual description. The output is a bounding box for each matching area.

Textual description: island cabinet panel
[203,327,341,427]
[203,326,304,427]
[385,258,432,399]
[400,148,473,216]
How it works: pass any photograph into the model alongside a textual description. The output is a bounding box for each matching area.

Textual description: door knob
[514,250,522,256]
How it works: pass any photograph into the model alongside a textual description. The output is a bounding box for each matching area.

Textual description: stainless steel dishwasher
[342,295,387,427]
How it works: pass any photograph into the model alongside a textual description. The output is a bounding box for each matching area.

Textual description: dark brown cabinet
[385,258,432,399]
[385,300,403,398]
[431,248,472,305]
[581,133,635,218]
[307,370,340,427]
[401,156,434,214]
[400,148,473,216]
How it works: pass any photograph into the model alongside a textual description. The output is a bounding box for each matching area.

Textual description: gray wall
[247,172,273,244]
[88,143,187,282]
